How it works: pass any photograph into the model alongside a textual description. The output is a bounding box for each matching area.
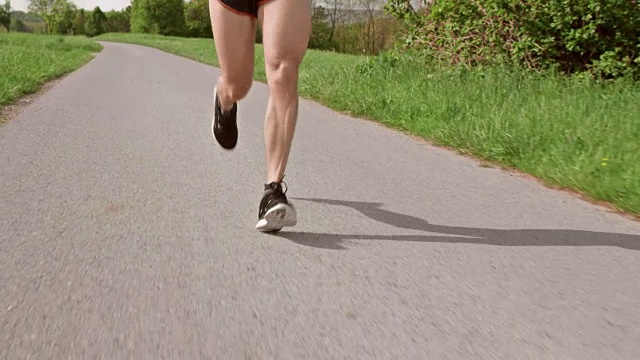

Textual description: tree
[329,0,358,53]
[325,0,346,43]
[105,7,131,33]
[50,0,76,34]
[383,0,416,20]
[28,0,73,34]
[93,6,107,33]
[0,0,12,32]
[357,0,383,54]
[72,8,85,35]
[28,0,54,33]
[309,5,335,50]
[85,6,106,36]
[84,13,96,35]
[184,0,210,38]
[11,18,29,32]
[131,0,186,36]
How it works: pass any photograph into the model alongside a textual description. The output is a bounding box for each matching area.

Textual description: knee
[225,77,252,100]
[265,57,301,89]
[223,76,252,101]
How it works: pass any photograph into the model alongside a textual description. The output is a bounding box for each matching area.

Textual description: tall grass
[315,56,640,214]
[0,32,102,112]
[94,33,640,215]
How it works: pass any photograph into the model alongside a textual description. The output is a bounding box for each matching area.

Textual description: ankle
[266,176,285,185]
[265,177,286,191]
[216,82,235,112]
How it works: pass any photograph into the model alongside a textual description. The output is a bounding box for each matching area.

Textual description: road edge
[59,40,640,223]
[0,51,102,126]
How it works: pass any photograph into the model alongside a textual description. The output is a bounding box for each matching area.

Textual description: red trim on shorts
[216,0,258,19]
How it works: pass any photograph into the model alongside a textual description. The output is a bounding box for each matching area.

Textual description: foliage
[309,4,401,55]
[27,0,55,33]
[14,1,128,35]
[0,1,10,32]
[105,7,131,33]
[7,10,44,33]
[184,0,210,38]
[84,6,107,37]
[11,10,43,23]
[255,23,262,43]
[335,16,401,54]
[308,6,338,50]
[385,0,640,79]
[49,0,76,35]
[130,0,186,36]
[10,18,28,32]
[71,8,85,34]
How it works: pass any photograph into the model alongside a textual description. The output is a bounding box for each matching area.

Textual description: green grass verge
[0,32,102,114]
[98,33,639,216]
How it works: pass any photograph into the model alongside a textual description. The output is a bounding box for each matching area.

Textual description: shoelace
[265,177,287,194]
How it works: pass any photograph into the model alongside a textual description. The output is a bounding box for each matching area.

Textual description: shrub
[308,6,338,50]
[386,0,640,79]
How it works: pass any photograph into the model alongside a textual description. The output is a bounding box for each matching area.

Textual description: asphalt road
[2,42,639,359]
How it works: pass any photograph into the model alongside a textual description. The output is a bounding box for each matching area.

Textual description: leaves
[0,1,11,32]
[131,0,186,36]
[184,0,210,38]
[385,0,640,79]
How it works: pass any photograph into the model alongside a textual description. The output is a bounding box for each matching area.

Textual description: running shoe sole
[255,203,297,232]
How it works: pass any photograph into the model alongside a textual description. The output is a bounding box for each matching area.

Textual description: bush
[330,16,402,55]
[130,0,186,36]
[387,0,640,79]
[306,5,401,54]
[308,6,337,50]
[184,0,211,38]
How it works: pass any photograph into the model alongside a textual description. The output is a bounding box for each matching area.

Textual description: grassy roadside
[96,33,638,216]
[0,33,102,116]
[94,33,359,85]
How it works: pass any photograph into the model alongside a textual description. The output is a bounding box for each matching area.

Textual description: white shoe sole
[256,203,297,232]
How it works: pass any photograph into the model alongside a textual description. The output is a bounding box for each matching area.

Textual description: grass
[95,33,360,84]
[0,32,102,114]
[26,32,636,216]
[96,33,640,215]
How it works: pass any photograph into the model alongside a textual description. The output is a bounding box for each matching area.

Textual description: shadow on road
[268,198,640,251]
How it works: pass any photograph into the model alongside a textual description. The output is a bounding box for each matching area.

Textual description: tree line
[1,0,398,55]
[0,0,130,35]
[4,0,637,78]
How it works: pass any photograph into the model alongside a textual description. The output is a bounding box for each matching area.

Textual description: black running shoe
[211,86,238,149]
[256,181,297,232]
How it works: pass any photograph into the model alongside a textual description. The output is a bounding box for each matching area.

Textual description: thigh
[259,0,311,69]
[209,0,257,79]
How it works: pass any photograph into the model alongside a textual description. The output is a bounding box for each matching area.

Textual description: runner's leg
[209,0,257,149]
[260,0,311,182]
[253,0,311,231]
[209,0,256,110]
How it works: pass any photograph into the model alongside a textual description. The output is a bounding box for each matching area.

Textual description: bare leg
[259,0,311,183]
[209,0,256,110]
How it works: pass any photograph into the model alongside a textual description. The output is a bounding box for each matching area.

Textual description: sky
[12,0,132,12]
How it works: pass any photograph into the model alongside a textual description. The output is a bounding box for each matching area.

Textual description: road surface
[2,42,639,359]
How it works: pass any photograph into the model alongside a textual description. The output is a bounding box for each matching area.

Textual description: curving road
[2,42,639,359]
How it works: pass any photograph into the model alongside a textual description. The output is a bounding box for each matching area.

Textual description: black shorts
[218,0,274,18]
